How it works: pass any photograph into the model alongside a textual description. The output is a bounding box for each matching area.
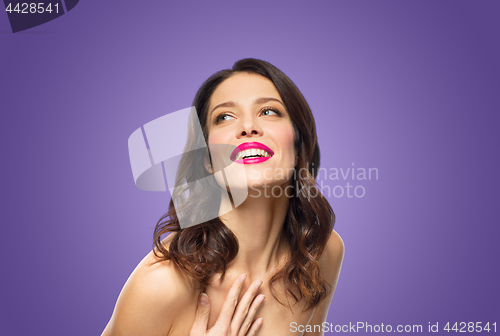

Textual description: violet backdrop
[1,1,499,335]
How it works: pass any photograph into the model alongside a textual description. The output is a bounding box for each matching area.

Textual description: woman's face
[207,72,297,193]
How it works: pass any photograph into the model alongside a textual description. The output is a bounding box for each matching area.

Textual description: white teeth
[234,148,272,160]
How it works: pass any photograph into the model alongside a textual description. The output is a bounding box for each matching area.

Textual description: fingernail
[239,274,247,283]
[259,294,265,303]
[254,280,263,289]
[258,318,263,326]
[199,293,209,306]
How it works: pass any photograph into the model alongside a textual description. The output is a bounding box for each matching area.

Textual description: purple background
[1,1,499,335]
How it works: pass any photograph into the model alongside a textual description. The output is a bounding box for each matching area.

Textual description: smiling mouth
[230,142,275,164]
[234,148,273,161]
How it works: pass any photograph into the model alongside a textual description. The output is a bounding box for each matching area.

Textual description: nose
[237,115,262,138]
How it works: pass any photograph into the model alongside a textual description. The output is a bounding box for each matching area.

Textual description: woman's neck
[218,187,290,279]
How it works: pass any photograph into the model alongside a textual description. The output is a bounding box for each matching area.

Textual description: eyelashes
[260,107,282,117]
[213,106,283,124]
[214,113,233,124]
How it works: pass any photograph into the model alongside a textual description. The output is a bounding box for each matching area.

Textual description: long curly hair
[152,58,336,312]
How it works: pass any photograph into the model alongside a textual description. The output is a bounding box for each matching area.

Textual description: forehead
[208,73,281,110]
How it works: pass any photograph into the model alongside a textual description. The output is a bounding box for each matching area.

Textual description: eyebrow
[210,97,285,118]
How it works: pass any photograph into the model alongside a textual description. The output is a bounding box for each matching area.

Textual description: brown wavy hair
[152,58,336,312]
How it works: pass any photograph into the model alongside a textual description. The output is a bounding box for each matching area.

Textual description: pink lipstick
[231,142,274,164]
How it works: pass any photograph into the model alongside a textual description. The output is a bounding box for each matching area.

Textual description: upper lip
[230,142,274,161]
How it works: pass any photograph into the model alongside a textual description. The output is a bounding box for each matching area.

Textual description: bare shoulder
[319,229,345,285]
[324,229,344,260]
[102,233,199,336]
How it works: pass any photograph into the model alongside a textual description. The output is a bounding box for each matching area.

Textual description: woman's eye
[215,113,234,124]
[261,108,281,116]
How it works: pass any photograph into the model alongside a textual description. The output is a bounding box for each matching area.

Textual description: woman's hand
[190,274,265,336]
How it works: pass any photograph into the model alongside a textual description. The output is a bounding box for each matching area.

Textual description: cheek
[207,131,219,145]
[207,131,235,172]
[273,125,296,160]
[208,127,233,145]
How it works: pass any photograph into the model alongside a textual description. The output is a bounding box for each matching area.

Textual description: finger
[214,274,247,328]
[231,280,263,333]
[190,293,211,335]
[237,294,265,336]
[245,317,263,336]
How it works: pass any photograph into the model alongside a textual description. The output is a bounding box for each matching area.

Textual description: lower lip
[234,157,271,164]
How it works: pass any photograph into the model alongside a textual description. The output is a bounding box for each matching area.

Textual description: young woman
[102,58,344,336]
